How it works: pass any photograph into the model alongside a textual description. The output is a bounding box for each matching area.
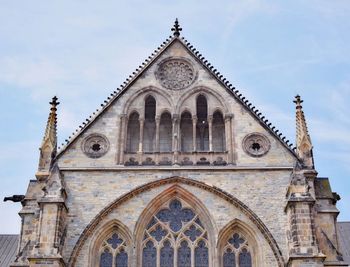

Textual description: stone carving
[82,133,109,158]
[242,133,270,157]
[159,157,172,165]
[156,58,196,90]
[125,157,139,166]
[213,156,227,166]
[142,157,155,166]
[197,157,210,165]
[181,157,193,166]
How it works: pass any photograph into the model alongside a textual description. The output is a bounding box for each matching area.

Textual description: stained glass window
[222,233,252,267]
[99,233,128,267]
[142,199,209,267]
[100,249,112,267]
[178,241,191,267]
[195,240,209,267]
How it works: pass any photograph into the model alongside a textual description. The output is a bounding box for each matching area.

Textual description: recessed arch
[68,177,285,267]
[175,86,229,115]
[218,219,263,267]
[123,86,173,115]
[88,219,132,267]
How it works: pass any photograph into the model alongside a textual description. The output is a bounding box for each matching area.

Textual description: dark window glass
[142,241,156,267]
[239,248,252,267]
[223,248,236,267]
[100,249,113,267]
[116,249,128,267]
[178,241,191,267]
[194,240,209,267]
[160,240,174,267]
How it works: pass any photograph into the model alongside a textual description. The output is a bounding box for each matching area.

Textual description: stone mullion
[117,114,127,165]
[172,114,179,164]
[225,114,233,164]
[155,116,160,152]
[208,115,213,152]
[138,118,144,164]
[192,116,197,151]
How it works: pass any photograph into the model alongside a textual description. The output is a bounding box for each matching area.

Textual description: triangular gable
[56,33,298,160]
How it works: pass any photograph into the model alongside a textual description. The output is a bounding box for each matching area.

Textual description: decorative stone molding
[242,133,270,157]
[155,58,196,90]
[82,133,109,158]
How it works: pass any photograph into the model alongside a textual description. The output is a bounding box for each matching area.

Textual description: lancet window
[99,233,128,267]
[159,112,172,152]
[143,96,156,152]
[180,112,193,152]
[196,95,209,151]
[212,111,225,152]
[222,233,252,267]
[142,199,209,267]
[126,112,140,153]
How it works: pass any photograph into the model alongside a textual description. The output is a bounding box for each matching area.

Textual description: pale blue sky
[0,0,349,233]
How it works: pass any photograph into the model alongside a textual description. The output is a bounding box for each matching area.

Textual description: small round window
[82,133,109,158]
[242,133,270,157]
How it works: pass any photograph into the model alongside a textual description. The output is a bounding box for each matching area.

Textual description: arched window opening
[99,233,128,267]
[222,233,252,267]
[159,112,172,152]
[142,199,209,267]
[196,95,209,151]
[180,112,193,152]
[126,112,140,153]
[212,111,225,152]
[143,96,156,152]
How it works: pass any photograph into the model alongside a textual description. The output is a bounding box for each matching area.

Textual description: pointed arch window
[212,111,225,152]
[142,199,209,267]
[222,233,252,267]
[180,112,193,152]
[159,112,172,152]
[144,96,156,152]
[99,233,128,267]
[126,112,140,153]
[196,95,209,151]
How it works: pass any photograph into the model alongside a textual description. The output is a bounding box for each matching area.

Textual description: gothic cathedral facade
[11,20,348,267]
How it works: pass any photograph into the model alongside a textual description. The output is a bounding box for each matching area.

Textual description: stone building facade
[8,20,348,267]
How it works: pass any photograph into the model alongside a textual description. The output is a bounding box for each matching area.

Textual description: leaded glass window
[222,233,252,267]
[99,233,128,267]
[142,199,209,267]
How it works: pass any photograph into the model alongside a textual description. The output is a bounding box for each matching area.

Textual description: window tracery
[99,233,128,267]
[142,199,209,267]
[222,233,252,267]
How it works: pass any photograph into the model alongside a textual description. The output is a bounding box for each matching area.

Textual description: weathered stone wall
[60,169,292,266]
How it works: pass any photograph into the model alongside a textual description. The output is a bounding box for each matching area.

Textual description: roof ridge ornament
[171,18,182,37]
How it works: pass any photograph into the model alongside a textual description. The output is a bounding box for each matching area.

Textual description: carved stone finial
[293,94,303,109]
[171,18,182,37]
[294,95,314,169]
[36,96,60,180]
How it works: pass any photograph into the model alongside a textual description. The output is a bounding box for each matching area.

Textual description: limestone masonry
[6,20,348,267]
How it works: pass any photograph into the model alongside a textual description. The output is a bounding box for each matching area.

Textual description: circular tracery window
[82,133,109,158]
[156,58,196,90]
[242,133,270,157]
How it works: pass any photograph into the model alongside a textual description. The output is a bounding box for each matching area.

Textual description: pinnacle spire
[171,18,182,37]
[37,96,59,179]
[294,95,314,168]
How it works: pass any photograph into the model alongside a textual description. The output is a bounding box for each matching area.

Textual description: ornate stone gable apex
[55,19,297,160]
